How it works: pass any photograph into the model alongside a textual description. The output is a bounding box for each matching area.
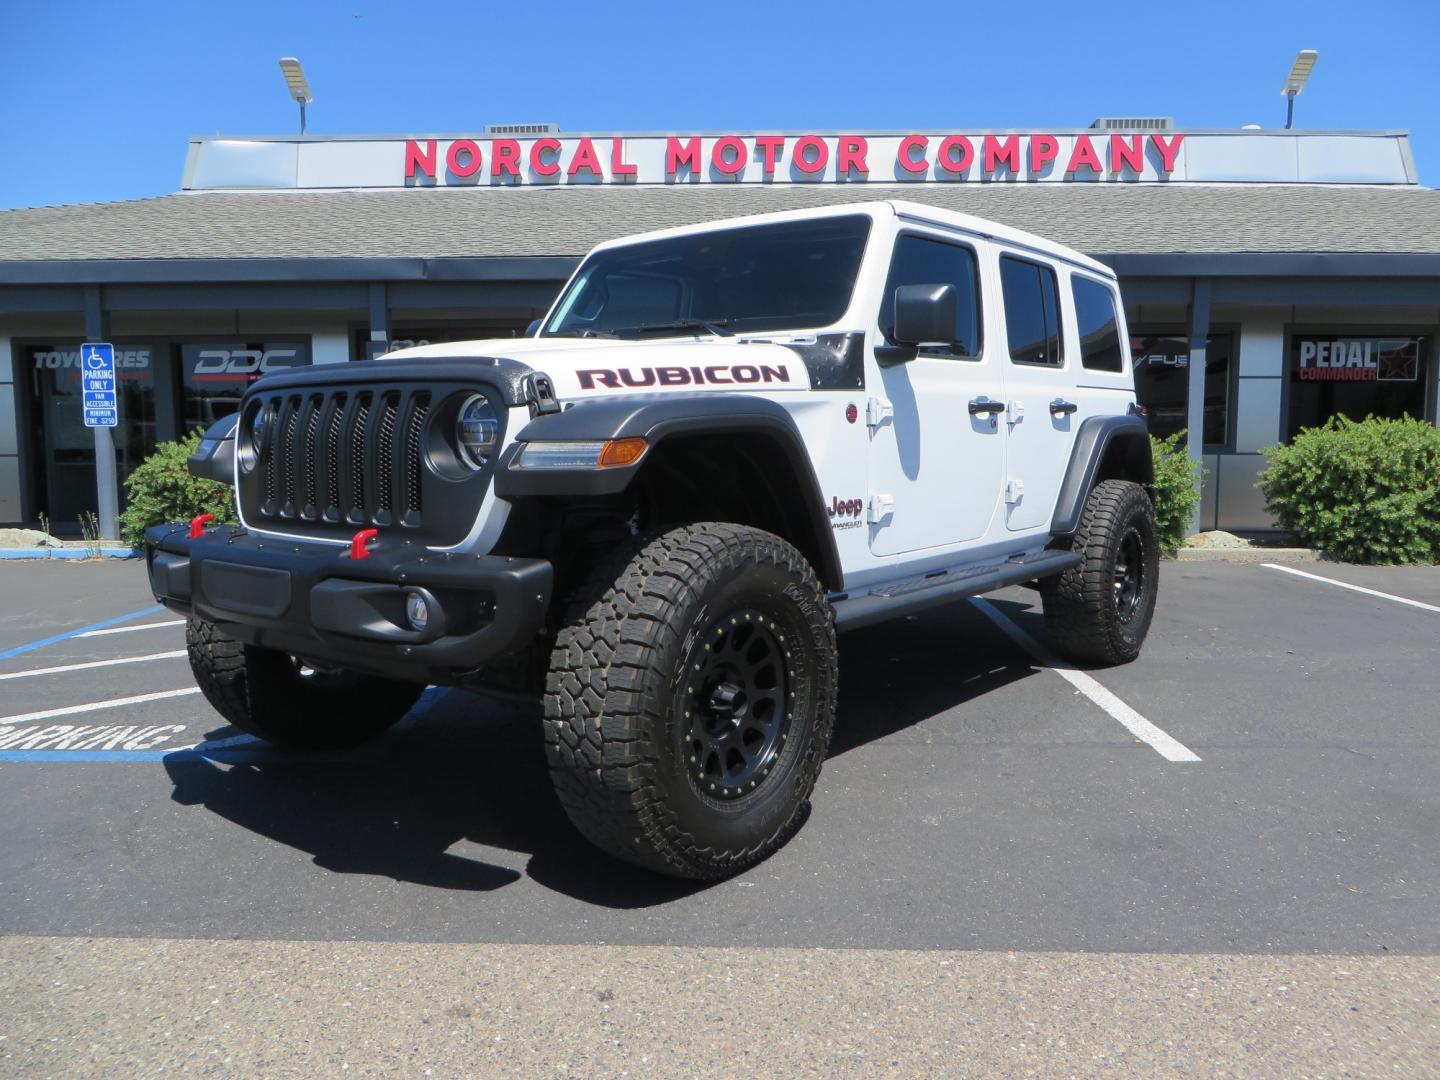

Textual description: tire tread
[543,523,836,879]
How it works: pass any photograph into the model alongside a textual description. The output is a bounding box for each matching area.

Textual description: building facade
[1,125,1438,534]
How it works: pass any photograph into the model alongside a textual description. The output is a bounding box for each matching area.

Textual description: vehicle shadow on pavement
[162,699,709,909]
[831,599,1044,755]
[160,599,1046,908]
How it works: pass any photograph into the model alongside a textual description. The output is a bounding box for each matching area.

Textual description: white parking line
[77,620,185,638]
[969,597,1201,763]
[0,650,188,682]
[0,688,203,725]
[1262,563,1440,614]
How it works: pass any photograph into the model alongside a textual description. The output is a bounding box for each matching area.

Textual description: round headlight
[456,394,499,469]
[250,403,273,452]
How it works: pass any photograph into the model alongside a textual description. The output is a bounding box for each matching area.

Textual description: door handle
[1049,399,1079,416]
[968,398,1006,416]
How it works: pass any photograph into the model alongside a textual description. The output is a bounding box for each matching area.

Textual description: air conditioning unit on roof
[483,123,561,136]
[1090,117,1174,131]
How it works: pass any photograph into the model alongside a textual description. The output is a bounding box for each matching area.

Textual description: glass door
[26,343,157,533]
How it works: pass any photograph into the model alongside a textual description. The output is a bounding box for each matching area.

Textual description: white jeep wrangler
[149,201,1158,879]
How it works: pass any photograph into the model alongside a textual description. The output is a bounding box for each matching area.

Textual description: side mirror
[893,283,957,345]
[525,318,542,337]
[878,283,957,366]
[187,413,239,483]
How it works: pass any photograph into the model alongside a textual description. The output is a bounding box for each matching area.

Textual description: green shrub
[1149,431,1203,557]
[118,430,236,550]
[1258,415,1440,564]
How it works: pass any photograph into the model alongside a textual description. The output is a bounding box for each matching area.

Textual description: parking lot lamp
[278,57,314,135]
[1281,49,1318,129]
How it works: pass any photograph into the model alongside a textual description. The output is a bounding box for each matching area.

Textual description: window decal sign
[1296,338,1421,383]
[183,346,306,385]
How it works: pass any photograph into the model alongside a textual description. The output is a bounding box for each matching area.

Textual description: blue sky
[1,0,1436,209]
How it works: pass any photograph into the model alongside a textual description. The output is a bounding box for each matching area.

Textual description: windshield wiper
[618,318,733,338]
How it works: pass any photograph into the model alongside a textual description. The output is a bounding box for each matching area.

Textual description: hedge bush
[1149,431,1203,557]
[1258,415,1440,564]
[118,430,236,549]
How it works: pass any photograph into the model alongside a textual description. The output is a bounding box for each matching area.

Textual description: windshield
[543,215,872,339]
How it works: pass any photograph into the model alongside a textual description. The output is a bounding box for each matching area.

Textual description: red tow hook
[189,513,215,539]
[349,528,379,560]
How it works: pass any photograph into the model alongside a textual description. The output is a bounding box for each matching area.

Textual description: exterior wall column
[0,336,19,525]
[311,323,351,365]
[368,282,389,359]
[1184,278,1211,535]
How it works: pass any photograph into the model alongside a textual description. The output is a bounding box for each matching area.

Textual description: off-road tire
[1040,479,1159,665]
[186,618,424,749]
[544,523,838,879]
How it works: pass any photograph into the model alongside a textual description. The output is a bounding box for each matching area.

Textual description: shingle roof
[2,183,1439,262]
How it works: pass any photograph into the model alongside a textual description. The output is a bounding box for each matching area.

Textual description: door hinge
[1004,479,1025,505]
[866,396,894,428]
[1007,399,1025,426]
[868,493,895,523]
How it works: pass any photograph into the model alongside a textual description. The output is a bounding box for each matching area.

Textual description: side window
[879,234,982,359]
[1000,256,1062,366]
[1072,276,1124,373]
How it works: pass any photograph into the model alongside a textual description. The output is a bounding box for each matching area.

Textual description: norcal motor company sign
[401,132,1186,185]
[180,131,1417,190]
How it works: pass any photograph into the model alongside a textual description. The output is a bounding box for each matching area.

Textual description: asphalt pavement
[1,555,1437,1076]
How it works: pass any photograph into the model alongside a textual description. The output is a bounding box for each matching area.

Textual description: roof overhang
[5,251,1440,288]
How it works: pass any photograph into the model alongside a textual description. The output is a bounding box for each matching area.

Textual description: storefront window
[180,341,309,432]
[25,343,157,530]
[1131,331,1232,448]
[1286,334,1431,440]
[351,323,529,361]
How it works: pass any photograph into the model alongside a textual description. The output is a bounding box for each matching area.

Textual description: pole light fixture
[1281,49,1318,130]
[278,57,313,135]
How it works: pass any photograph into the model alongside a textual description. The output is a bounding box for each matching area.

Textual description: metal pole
[1284,94,1294,130]
[94,427,119,541]
[300,101,307,135]
[83,285,119,541]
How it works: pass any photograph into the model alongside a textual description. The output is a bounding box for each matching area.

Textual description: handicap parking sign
[81,343,117,428]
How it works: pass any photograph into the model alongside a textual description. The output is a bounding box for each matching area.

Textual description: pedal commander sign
[401,132,1186,186]
[1294,337,1422,382]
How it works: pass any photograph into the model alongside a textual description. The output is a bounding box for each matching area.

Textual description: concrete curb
[0,548,141,560]
[1173,547,1320,563]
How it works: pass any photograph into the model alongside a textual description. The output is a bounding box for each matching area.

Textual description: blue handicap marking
[81,342,117,428]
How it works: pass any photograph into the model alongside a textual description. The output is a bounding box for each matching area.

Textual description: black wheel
[186,618,424,749]
[544,523,837,879]
[1040,479,1159,665]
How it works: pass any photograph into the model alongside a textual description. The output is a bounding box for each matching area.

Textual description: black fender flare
[494,394,841,588]
[1050,414,1154,537]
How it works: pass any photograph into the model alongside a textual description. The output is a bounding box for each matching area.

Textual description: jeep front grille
[249,387,432,530]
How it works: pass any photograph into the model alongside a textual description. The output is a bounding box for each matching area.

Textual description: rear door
[994,253,1077,533]
[867,231,1006,556]
[1064,270,1135,467]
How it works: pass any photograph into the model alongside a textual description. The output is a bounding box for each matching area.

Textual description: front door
[868,232,1006,556]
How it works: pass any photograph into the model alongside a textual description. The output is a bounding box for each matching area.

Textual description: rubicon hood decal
[540,340,813,396]
[576,362,793,390]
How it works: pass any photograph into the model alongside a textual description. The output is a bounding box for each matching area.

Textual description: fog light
[404,591,429,632]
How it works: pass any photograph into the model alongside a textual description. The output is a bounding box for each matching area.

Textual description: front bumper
[145,524,553,685]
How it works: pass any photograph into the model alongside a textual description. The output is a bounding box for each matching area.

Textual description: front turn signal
[597,437,648,468]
